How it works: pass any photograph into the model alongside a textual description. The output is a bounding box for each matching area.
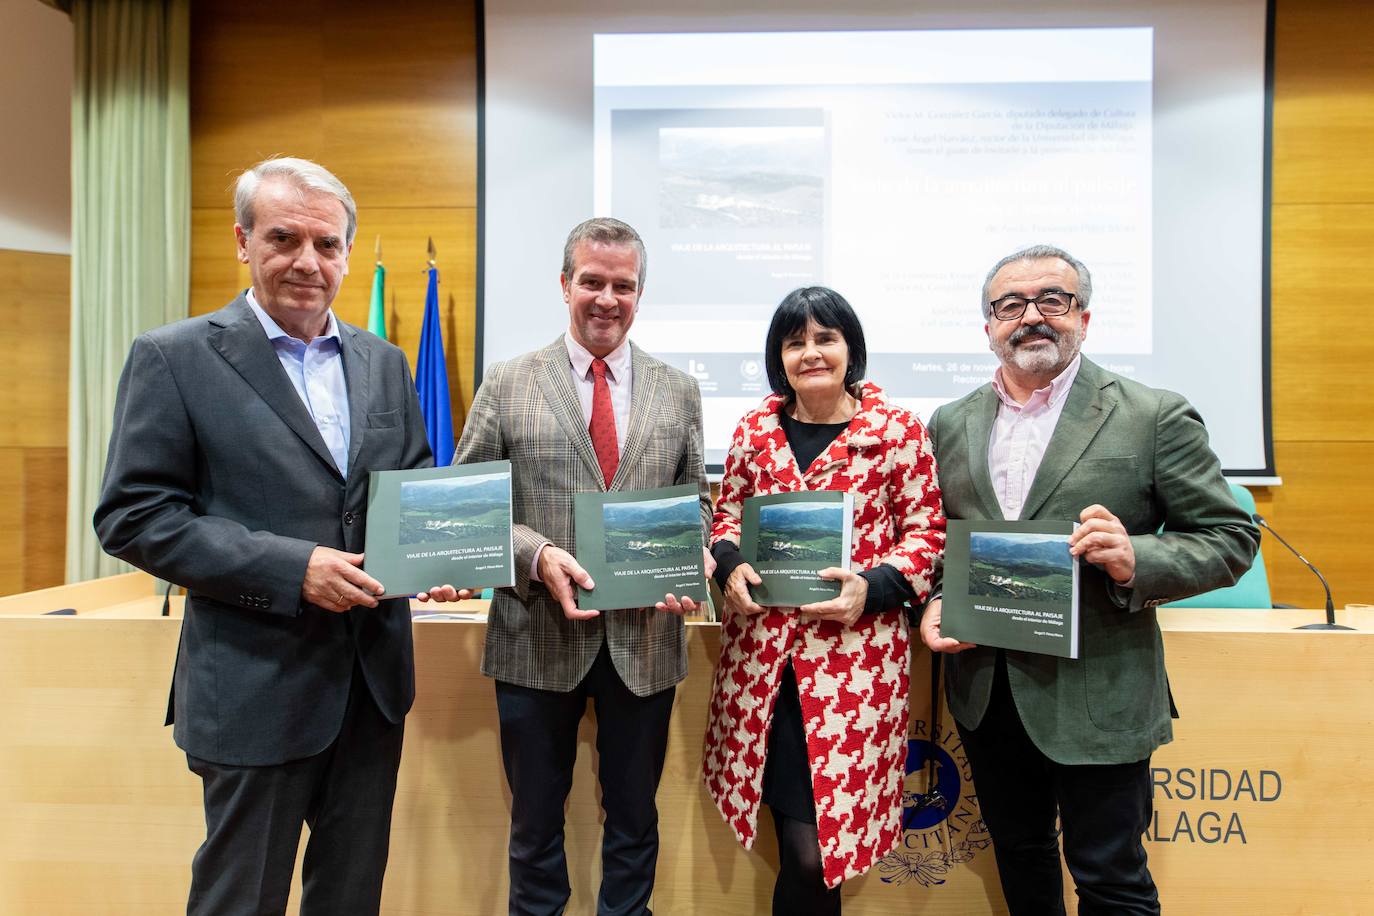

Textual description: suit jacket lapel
[963,387,1004,520]
[534,336,605,486]
[339,323,371,477]
[208,296,343,480]
[1019,358,1117,520]
[612,343,661,491]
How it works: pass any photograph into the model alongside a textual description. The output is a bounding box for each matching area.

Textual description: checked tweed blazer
[454,336,710,696]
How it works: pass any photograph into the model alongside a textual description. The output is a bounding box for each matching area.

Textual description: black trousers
[495,642,676,916]
[185,662,405,916]
[956,657,1160,916]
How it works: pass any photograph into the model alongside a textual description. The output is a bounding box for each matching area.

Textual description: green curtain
[65,0,189,581]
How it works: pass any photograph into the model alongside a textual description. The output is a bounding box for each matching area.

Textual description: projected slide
[593,29,1152,466]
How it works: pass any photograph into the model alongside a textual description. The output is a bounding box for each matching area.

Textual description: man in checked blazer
[453,218,711,916]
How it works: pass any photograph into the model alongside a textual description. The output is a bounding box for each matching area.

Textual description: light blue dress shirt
[246,289,352,476]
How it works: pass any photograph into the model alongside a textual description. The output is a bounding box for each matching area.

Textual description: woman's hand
[798,567,868,627]
[723,562,768,617]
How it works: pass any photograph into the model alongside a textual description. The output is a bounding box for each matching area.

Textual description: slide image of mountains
[398,472,510,548]
[968,532,1073,602]
[603,493,701,564]
[757,502,843,563]
[657,125,824,230]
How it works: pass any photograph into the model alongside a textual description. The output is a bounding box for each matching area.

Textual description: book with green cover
[574,484,708,611]
[740,491,854,607]
[364,460,514,598]
[941,519,1080,659]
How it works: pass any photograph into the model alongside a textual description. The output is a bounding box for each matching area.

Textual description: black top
[710,408,916,821]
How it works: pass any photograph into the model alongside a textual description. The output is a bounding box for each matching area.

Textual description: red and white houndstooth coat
[702,381,945,888]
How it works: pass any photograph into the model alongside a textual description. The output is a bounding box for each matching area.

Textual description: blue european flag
[415,264,454,465]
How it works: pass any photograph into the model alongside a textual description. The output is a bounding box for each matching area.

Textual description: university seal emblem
[878,722,992,887]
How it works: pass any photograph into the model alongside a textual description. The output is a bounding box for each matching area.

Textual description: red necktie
[589,358,619,488]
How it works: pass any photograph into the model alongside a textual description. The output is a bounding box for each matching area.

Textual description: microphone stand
[1252,514,1353,631]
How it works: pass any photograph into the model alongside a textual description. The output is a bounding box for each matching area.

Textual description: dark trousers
[496,643,676,916]
[185,663,405,916]
[956,657,1160,916]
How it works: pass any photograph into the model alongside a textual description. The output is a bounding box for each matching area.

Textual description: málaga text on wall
[1148,766,1283,845]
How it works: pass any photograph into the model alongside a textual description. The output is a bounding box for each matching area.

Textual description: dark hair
[763,287,868,397]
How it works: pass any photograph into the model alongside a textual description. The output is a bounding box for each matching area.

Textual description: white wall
[0,0,71,254]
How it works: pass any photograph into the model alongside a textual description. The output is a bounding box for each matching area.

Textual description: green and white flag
[367,238,387,339]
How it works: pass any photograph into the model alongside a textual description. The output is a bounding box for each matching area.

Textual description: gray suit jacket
[929,357,1259,765]
[454,336,710,696]
[94,295,433,766]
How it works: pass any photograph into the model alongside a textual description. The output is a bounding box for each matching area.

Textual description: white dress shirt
[532,332,635,581]
[563,332,633,453]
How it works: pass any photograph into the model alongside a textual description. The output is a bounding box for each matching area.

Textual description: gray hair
[561,217,647,289]
[234,156,358,246]
[980,244,1093,320]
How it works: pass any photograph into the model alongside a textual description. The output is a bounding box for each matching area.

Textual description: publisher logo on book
[878,719,991,888]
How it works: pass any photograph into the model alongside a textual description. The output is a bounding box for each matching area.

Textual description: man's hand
[919,598,976,654]
[303,546,383,613]
[722,562,768,618]
[538,545,599,620]
[654,547,718,616]
[799,568,869,627]
[1071,504,1136,584]
[415,585,475,603]
[655,593,703,615]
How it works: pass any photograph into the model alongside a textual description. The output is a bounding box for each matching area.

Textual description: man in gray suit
[95,157,457,915]
[918,245,1258,915]
[454,218,710,915]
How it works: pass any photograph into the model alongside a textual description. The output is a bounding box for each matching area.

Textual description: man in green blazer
[919,245,1258,915]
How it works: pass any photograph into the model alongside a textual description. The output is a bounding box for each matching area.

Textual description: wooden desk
[2,576,1371,914]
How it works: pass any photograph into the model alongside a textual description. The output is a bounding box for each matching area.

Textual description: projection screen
[478,0,1274,478]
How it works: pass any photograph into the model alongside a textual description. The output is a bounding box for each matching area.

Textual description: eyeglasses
[988,289,1078,321]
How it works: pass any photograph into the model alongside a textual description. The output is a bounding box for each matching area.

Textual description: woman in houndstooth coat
[703,287,945,913]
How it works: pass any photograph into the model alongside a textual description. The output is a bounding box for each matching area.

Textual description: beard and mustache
[992,321,1084,376]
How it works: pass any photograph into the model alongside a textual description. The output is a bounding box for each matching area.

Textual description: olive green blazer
[928,357,1259,765]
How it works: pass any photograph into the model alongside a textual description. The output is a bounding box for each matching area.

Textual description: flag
[367,261,387,339]
[415,261,454,465]
[368,235,386,339]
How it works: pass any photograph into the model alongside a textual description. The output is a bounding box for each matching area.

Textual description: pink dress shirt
[987,355,1082,520]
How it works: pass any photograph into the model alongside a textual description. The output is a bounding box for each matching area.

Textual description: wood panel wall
[0,249,68,595]
[1259,0,1374,608]
[183,0,1373,607]
[188,1,480,425]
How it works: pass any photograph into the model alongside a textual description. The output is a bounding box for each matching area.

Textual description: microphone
[1251,513,1352,631]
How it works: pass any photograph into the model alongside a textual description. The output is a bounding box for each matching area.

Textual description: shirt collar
[564,331,631,382]
[992,353,1082,411]
[246,288,340,344]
